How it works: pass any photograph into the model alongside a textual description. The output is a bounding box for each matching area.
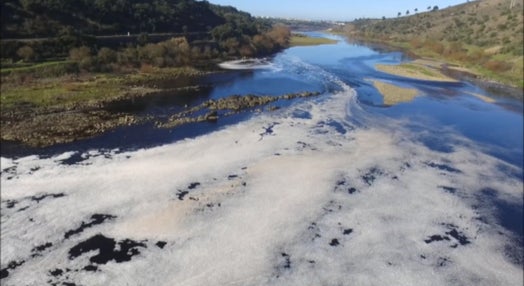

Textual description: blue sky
[207,0,469,21]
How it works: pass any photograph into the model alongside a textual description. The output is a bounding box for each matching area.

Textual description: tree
[427,6,432,10]
[406,10,410,15]
[69,46,93,70]
[266,25,291,48]
[17,46,34,62]
[414,8,418,13]
[398,12,401,17]
[137,33,149,46]
[97,47,117,64]
[382,16,386,20]
[432,5,439,11]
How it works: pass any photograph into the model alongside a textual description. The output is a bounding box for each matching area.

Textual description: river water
[1,33,523,285]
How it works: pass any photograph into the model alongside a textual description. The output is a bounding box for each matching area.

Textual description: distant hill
[343,0,524,88]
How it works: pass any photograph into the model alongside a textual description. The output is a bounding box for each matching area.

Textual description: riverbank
[1,32,342,149]
[375,59,458,82]
[339,0,524,94]
[1,63,324,148]
[0,67,208,147]
[343,37,524,100]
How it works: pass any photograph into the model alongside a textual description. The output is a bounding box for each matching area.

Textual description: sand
[371,80,419,105]
[375,60,458,82]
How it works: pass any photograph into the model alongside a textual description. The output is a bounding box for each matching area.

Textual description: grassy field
[290,34,337,47]
[375,60,458,82]
[0,66,204,110]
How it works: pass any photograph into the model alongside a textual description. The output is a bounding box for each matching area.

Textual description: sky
[206,0,469,21]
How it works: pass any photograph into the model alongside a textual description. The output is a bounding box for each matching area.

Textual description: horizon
[207,0,470,21]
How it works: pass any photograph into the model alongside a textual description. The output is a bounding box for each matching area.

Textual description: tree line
[10,25,290,74]
[1,0,291,67]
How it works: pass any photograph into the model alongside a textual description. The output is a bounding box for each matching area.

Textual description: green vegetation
[1,0,293,109]
[341,0,524,88]
[1,61,77,77]
[1,66,203,109]
[2,0,224,38]
[1,0,290,62]
[1,23,291,109]
[375,61,457,82]
[290,34,337,47]
[0,0,296,147]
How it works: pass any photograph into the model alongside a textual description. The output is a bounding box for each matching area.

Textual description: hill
[1,0,254,38]
[0,0,293,63]
[342,0,524,88]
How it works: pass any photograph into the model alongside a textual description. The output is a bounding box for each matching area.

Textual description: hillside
[0,0,296,147]
[343,0,524,88]
[0,0,293,64]
[0,0,251,38]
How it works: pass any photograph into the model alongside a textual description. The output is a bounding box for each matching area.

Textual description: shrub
[409,37,424,49]
[16,46,35,62]
[424,40,445,54]
[468,48,487,63]
[69,46,93,70]
[97,47,117,65]
[139,63,155,73]
[484,60,512,72]
[118,47,139,67]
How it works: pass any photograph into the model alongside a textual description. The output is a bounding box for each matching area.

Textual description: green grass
[290,35,337,47]
[0,66,204,110]
[402,64,437,77]
[0,78,123,109]
[1,61,78,77]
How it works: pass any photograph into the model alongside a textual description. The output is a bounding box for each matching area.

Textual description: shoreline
[0,67,213,148]
[369,80,419,106]
[375,60,458,82]
[2,37,522,151]
[0,63,322,149]
[0,36,339,150]
[346,38,523,100]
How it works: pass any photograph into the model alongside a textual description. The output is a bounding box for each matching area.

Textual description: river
[1,33,522,285]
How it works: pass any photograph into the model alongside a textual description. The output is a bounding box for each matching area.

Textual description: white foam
[1,72,522,285]
[218,58,274,70]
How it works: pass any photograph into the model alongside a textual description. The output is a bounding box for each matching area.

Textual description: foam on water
[1,57,522,286]
[218,58,275,70]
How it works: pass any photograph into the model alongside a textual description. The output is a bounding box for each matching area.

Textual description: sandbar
[375,60,458,82]
[371,80,419,106]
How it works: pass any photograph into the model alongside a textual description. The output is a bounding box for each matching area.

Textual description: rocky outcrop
[1,91,320,147]
[157,91,320,128]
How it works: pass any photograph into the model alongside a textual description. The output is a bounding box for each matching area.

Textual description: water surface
[1,33,522,286]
